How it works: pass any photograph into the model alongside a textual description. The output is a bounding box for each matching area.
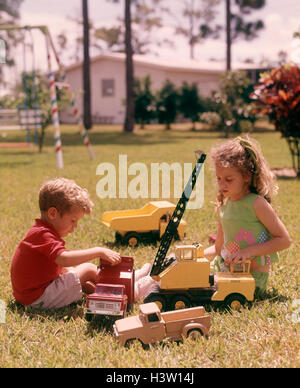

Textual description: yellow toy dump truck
[101,201,186,247]
[113,302,211,347]
[145,244,256,311]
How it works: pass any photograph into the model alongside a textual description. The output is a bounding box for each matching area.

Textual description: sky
[1,0,300,92]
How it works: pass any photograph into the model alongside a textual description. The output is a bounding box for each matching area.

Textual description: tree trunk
[226,0,231,71]
[124,0,135,132]
[82,0,92,130]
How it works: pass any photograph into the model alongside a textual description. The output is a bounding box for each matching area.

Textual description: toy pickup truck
[101,201,186,246]
[113,302,211,347]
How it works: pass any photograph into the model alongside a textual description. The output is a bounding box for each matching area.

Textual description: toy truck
[113,302,211,347]
[85,256,135,321]
[145,245,256,311]
[101,201,186,246]
[86,284,128,321]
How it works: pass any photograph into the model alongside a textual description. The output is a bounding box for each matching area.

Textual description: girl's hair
[210,135,278,206]
[39,177,94,215]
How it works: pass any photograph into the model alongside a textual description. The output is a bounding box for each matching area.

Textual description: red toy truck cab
[86,284,128,320]
[85,256,135,321]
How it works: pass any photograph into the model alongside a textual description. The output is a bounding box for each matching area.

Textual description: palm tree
[225,0,266,71]
[124,0,135,132]
[82,0,92,130]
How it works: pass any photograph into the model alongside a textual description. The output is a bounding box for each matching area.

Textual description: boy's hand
[100,248,121,266]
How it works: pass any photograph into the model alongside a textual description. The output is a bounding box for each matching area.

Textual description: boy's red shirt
[11,219,66,306]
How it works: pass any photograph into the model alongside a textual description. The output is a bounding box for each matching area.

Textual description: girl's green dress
[211,193,279,294]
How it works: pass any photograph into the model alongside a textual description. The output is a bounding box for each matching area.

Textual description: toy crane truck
[101,201,186,247]
[144,151,256,311]
[113,302,211,347]
[85,256,135,321]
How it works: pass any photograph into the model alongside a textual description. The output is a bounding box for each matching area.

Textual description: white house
[59,52,260,125]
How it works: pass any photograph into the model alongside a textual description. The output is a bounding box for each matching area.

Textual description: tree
[0,0,24,82]
[107,0,135,132]
[178,82,203,130]
[134,75,155,128]
[130,0,173,55]
[213,70,255,137]
[100,0,169,55]
[251,64,300,176]
[225,0,266,70]
[93,25,124,52]
[156,80,179,130]
[173,0,221,59]
[124,0,135,132]
[82,0,92,130]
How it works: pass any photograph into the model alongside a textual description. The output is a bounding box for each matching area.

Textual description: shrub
[199,112,221,130]
[156,80,179,130]
[134,76,156,128]
[213,70,256,137]
[251,64,300,175]
[178,82,203,130]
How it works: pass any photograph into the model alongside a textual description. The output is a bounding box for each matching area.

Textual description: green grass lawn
[0,123,299,368]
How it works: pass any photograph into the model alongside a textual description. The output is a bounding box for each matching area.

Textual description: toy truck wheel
[125,338,148,349]
[170,295,191,310]
[187,328,203,340]
[144,293,167,312]
[85,313,93,322]
[124,232,140,247]
[115,232,122,243]
[224,293,246,311]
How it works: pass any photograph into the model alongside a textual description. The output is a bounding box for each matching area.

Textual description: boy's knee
[75,263,98,283]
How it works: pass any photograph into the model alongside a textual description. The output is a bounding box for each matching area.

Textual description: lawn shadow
[201,288,290,315]
[252,287,290,305]
[85,315,116,337]
[7,298,86,322]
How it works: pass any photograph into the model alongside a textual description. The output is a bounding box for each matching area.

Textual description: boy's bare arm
[55,247,121,267]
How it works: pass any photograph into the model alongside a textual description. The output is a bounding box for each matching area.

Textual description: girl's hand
[100,248,121,266]
[224,247,253,265]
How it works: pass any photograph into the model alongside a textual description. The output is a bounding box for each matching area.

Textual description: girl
[204,136,291,295]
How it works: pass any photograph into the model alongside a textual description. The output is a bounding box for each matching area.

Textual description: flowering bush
[251,64,300,137]
[251,64,300,175]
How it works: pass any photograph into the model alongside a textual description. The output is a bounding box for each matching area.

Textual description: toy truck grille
[88,300,122,315]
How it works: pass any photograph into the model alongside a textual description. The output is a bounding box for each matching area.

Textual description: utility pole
[82,0,92,130]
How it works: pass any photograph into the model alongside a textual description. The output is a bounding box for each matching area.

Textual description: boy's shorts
[29,271,82,309]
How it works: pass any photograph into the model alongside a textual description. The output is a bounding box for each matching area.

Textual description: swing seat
[0,108,42,147]
[0,108,42,131]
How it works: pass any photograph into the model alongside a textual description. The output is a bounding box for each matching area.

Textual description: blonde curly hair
[39,178,94,215]
[210,135,278,206]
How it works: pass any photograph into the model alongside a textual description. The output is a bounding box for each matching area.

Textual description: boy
[10,178,122,309]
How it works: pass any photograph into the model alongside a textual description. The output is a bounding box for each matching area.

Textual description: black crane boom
[150,152,206,276]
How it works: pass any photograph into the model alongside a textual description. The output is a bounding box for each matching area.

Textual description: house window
[102,79,115,97]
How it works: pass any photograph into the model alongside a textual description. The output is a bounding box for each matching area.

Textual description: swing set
[0,25,94,168]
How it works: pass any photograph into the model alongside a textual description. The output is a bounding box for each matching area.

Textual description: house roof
[64,51,261,75]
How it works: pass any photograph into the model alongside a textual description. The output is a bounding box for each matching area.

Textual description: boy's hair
[210,135,278,206]
[39,178,94,215]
